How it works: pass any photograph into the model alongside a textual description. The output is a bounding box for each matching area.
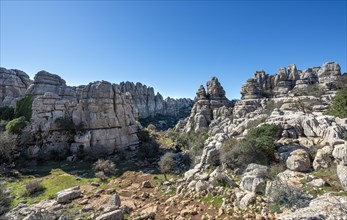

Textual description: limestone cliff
[240,61,342,99]
[22,72,140,158]
[0,67,32,107]
[119,81,193,119]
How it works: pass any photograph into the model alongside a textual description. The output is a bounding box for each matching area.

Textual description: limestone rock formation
[24,71,140,158]
[0,67,32,107]
[119,81,193,119]
[183,77,230,132]
[240,62,342,99]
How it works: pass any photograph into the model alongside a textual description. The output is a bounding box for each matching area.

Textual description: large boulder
[56,186,81,203]
[95,209,123,220]
[286,149,311,172]
[240,164,268,194]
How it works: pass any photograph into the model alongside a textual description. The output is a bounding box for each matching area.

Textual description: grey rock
[195,180,209,192]
[0,67,32,107]
[108,194,121,207]
[286,149,311,172]
[337,163,347,191]
[95,209,123,220]
[56,186,81,203]
[278,193,347,220]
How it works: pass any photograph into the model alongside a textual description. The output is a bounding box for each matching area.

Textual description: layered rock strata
[119,82,193,119]
[240,62,342,99]
[25,72,140,158]
[183,77,230,132]
[0,67,32,107]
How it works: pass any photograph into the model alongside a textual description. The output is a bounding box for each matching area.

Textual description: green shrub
[266,163,286,180]
[138,130,159,159]
[5,117,27,134]
[344,132,347,141]
[15,95,33,121]
[93,159,116,177]
[24,180,45,196]
[0,107,15,121]
[221,124,279,169]
[267,180,310,212]
[159,152,176,180]
[0,132,17,162]
[0,185,11,216]
[326,87,347,118]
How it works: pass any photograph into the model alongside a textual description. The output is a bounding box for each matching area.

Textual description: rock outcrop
[240,62,342,99]
[24,72,140,158]
[0,67,32,107]
[119,81,193,119]
[183,77,230,132]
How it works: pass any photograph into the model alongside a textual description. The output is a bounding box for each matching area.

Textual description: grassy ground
[5,161,99,209]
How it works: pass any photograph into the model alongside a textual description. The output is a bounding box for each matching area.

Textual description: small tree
[15,95,33,121]
[159,152,175,180]
[0,132,17,162]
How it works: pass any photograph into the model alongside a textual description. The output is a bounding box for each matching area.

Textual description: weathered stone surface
[278,193,347,220]
[183,77,230,132]
[119,81,193,118]
[240,164,268,194]
[56,186,81,203]
[240,62,342,100]
[23,72,141,158]
[195,180,209,192]
[95,209,123,220]
[0,67,32,107]
[337,163,347,191]
[286,149,311,172]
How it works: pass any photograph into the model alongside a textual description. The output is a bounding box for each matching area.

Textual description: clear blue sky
[1,1,346,99]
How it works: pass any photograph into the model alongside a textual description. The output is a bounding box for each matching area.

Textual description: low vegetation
[0,107,15,121]
[24,180,45,196]
[0,185,11,216]
[159,152,176,180]
[268,180,310,212]
[0,132,17,162]
[326,87,347,118]
[138,129,160,160]
[221,124,280,169]
[5,117,27,134]
[93,159,116,180]
[167,129,208,165]
[15,95,33,121]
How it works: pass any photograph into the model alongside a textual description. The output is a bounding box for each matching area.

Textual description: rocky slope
[177,61,347,218]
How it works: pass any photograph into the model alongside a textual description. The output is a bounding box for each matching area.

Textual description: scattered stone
[56,186,81,204]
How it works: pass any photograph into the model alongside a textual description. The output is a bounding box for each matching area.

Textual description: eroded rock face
[240,62,342,100]
[183,77,230,132]
[0,67,32,107]
[25,72,140,158]
[119,81,193,119]
[278,193,347,220]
